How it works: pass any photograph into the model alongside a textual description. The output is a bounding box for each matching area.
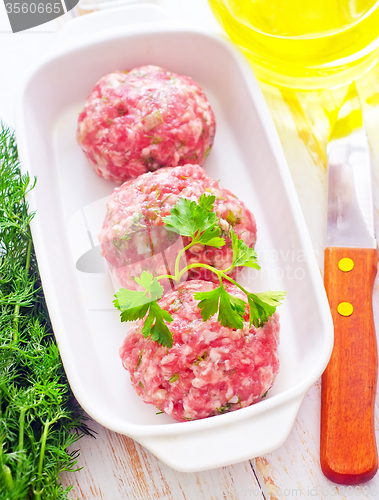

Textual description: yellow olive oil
[208,0,379,88]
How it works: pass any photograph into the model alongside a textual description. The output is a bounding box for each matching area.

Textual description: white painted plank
[60,419,265,499]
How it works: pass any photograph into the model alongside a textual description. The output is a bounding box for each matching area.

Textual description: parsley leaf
[194,286,221,321]
[113,198,287,348]
[113,272,173,347]
[195,285,246,330]
[198,193,216,211]
[247,290,287,328]
[198,225,225,247]
[120,301,150,323]
[162,195,225,248]
[113,272,164,322]
[143,302,173,348]
[195,285,286,330]
[231,229,260,269]
[218,286,246,330]
[134,271,164,301]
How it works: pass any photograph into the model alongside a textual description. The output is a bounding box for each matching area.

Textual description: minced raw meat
[77,65,216,182]
[98,164,257,290]
[119,280,280,422]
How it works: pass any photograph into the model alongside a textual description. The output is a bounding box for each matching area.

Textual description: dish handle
[135,395,304,473]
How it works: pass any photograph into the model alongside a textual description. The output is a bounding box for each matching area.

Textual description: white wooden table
[2,1,379,498]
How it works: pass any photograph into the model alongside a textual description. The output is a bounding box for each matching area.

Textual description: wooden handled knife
[320,82,378,484]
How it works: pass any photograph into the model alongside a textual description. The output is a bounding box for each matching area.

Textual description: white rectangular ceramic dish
[15,5,333,472]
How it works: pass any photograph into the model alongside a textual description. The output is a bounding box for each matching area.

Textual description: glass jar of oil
[208,0,379,88]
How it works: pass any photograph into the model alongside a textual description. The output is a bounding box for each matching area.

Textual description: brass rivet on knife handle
[321,246,378,484]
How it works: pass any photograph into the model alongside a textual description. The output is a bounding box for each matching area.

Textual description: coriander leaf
[218,286,247,330]
[162,196,225,248]
[194,286,221,321]
[231,229,260,269]
[247,290,286,328]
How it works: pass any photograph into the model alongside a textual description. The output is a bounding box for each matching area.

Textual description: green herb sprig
[0,126,90,500]
[114,194,286,348]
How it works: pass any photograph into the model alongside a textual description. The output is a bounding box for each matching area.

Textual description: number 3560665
[5,3,62,13]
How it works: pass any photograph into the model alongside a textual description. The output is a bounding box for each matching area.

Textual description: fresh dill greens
[0,126,89,500]
[113,193,286,347]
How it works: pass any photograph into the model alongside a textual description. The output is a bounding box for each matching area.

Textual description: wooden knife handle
[321,247,378,484]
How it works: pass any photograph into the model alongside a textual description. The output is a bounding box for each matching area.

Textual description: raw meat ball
[98,164,257,290]
[77,65,216,182]
[119,280,280,422]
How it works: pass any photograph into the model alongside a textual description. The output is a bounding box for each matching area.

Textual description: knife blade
[320,82,378,484]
